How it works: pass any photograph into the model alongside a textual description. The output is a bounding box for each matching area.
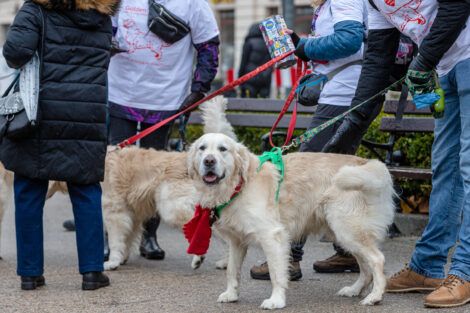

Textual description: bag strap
[1,74,20,98]
[368,0,379,11]
[325,59,363,81]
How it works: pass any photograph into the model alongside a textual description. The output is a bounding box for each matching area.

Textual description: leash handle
[118,50,295,148]
[269,59,308,148]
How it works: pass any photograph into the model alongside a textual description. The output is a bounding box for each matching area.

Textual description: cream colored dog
[102,96,235,270]
[187,133,395,309]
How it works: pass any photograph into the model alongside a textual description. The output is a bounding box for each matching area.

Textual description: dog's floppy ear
[234,142,251,183]
[187,141,199,180]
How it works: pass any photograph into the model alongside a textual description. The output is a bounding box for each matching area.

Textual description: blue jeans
[409,58,470,281]
[14,174,104,276]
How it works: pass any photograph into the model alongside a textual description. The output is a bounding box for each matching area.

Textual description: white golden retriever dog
[102,96,235,270]
[187,133,395,309]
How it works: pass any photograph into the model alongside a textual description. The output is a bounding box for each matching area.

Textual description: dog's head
[187,133,251,189]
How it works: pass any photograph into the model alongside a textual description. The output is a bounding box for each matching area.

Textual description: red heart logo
[385,0,395,6]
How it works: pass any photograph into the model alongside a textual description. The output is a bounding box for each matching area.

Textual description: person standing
[1,0,119,290]
[322,0,470,308]
[238,23,273,98]
[250,0,366,281]
[106,0,220,260]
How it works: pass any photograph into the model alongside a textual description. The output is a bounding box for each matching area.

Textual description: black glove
[178,91,205,117]
[110,38,127,57]
[294,43,310,62]
[290,32,301,48]
[406,54,435,97]
[322,111,370,154]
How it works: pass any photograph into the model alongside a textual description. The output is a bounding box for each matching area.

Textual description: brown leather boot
[386,265,443,293]
[250,261,302,281]
[424,275,470,308]
[313,253,359,273]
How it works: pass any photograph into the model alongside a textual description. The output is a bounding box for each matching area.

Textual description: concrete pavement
[0,193,465,313]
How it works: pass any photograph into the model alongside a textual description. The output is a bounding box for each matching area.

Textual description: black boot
[104,232,110,262]
[21,276,45,290]
[82,271,110,290]
[140,216,165,260]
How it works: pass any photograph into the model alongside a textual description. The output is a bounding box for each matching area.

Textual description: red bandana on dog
[183,181,243,255]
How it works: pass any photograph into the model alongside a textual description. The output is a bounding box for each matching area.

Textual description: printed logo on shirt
[385,0,395,6]
[123,19,172,60]
[384,0,425,31]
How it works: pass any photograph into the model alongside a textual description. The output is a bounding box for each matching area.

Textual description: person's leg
[139,123,173,260]
[14,173,48,289]
[408,69,463,280]
[299,104,360,273]
[108,116,139,145]
[67,182,109,290]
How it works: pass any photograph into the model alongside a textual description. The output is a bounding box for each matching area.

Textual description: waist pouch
[148,0,190,44]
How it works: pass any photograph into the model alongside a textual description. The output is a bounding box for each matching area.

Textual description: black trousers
[291,104,351,262]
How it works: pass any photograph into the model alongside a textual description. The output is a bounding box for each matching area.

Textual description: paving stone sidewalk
[0,193,464,313]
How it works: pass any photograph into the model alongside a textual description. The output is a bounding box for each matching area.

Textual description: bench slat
[388,167,432,180]
[188,112,312,129]
[384,100,431,115]
[380,117,434,132]
[225,98,316,114]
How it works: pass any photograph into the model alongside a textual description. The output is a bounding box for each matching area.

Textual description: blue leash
[295,73,327,93]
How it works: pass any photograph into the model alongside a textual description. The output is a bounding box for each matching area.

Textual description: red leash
[118,50,296,148]
[269,59,308,148]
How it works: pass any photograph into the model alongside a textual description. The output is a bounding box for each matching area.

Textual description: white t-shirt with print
[312,0,367,106]
[108,0,219,111]
[367,0,470,76]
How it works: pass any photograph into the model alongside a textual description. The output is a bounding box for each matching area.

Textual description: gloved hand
[322,110,370,154]
[179,91,205,117]
[290,32,301,48]
[110,37,127,57]
[405,54,434,97]
[294,43,310,62]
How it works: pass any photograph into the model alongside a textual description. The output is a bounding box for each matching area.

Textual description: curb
[394,213,429,236]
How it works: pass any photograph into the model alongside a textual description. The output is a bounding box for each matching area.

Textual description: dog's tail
[333,159,392,193]
[200,96,237,141]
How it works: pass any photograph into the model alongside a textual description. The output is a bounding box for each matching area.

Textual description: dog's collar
[211,179,244,221]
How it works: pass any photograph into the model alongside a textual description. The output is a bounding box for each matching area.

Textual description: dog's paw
[191,255,205,270]
[215,258,228,270]
[260,297,286,310]
[337,286,361,297]
[217,290,238,303]
[104,260,120,271]
[359,294,382,306]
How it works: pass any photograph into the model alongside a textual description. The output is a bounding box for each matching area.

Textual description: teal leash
[258,147,284,201]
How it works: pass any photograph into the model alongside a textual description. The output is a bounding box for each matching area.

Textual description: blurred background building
[0,0,21,44]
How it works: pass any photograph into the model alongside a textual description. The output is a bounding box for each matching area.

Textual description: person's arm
[191,35,220,93]
[295,20,364,61]
[413,0,470,72]
[322,28,401,154]
[3,1,41,69]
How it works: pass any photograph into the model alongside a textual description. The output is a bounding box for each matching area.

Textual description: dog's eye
[199,145,206,151]
[218,146,227,152]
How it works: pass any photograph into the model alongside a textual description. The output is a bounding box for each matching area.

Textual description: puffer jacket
[238,23,272,95]
[1,0,120,184]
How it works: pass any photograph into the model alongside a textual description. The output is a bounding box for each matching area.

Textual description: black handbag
[148,0,190,44]
[296,60,363,106]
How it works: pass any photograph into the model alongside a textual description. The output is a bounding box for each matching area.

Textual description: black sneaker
[82,271,110,290]
[21,276,45,290]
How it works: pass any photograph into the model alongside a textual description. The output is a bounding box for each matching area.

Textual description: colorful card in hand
[259,15,296,70]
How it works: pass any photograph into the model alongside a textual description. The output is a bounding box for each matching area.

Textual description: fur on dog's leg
[104,210,134,271]
[201,96,237,141]
[359,246,386,305]
[191,255,206,270]
[259,227,289,310]
[217,236,247,303]
[215,256,228,270]
[337,254,372,297]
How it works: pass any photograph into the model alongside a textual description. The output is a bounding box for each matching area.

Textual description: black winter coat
[238,24,272,96]
[1,0,120,184]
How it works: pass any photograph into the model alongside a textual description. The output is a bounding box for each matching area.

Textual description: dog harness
[258,147,284,201]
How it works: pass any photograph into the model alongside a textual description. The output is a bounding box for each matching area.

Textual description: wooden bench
[361,98,434,180]
[184,96,434,181]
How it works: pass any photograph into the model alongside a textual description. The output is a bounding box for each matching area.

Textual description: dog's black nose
[204,155,216,167]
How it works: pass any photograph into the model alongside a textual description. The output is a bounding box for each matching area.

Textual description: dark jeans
[292,104,351,260]
[15,173,104,276]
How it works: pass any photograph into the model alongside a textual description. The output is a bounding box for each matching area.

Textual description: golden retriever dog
[102,96,234,270]
[187,133,395,309]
